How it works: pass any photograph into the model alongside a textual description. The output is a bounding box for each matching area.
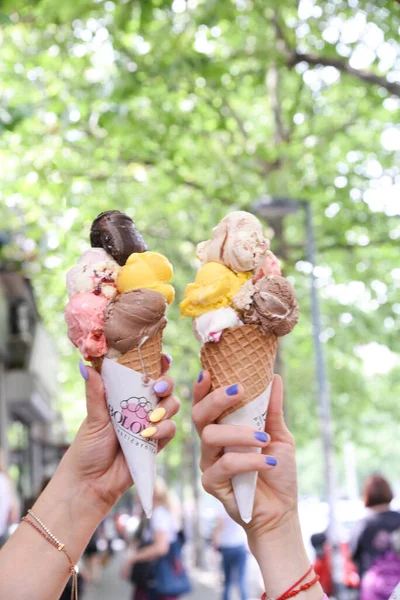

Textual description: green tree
[1,0,399,491]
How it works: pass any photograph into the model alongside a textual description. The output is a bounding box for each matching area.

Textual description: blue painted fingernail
[254,432,269,443]
[265,456,277,466]
[197,371,203,383]
[165,354,173,365]
[226,384,239,396]
[79,359,89,381]
[154,380,169,394]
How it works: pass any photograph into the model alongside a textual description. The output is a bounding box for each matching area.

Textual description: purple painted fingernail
[154,380,169,394]
[165,354,173,365]
[226,384,239,396]
[265,456,277,467]
[79,359,89,381]
[254,432,269,443]
[197,371,203,383]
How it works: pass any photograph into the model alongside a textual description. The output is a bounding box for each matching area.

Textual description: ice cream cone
[201,325,278,522]
[94,332,163,518]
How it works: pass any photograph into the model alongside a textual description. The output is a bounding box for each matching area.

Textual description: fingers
[153,375,175,398]
[149,394,180,423]
[202,452,277,495]
[192,383,245,434]
[83,363,109,425]
[193,370,212,405]
[161,353,172,375]
[145,419,178,452]
[265,376,295,445]
[200,425,270,472]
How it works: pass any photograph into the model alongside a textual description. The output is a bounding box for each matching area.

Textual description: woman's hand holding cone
[193,372,297,535]
[194,373,322,599]
[62,355,178,516]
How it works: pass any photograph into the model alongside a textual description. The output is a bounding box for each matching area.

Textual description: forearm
[0,458,108,600]
[248,513,323,600]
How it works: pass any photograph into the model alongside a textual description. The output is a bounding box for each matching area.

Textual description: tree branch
[289,51,400,98]
[266,64,289,144]
[272,11,400,99]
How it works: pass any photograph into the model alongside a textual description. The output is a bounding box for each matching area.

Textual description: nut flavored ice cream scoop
[90,210,148,266]
[196,211,270,273]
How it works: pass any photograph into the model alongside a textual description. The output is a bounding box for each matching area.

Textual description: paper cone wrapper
[94,332,163,518]
[201,325,278,523]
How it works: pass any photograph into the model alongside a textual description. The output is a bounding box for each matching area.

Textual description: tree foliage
[1,0,399,493]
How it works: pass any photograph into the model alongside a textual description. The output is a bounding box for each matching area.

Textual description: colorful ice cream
[193,307,243,346]
[65,291,109,360]
[239,275,299,337]
[66,248,120,299]
[180,262,251,318]
[90,210,148,266]
[117,252,174,304]
[196,211,270,273]
[104,289,167,352]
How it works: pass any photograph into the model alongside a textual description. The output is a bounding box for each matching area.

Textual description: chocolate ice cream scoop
[104,288,167,352]
[90,210,148,266]
[242,275,299,337]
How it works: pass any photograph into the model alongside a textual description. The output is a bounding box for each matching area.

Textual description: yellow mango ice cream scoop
[180,262,251,317]
[117,251,175,304]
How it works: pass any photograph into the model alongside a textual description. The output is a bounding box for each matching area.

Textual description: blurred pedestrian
[350,474,400,600]
[213,502,248,600]
[0,451,18,548]
[122,478,190,600]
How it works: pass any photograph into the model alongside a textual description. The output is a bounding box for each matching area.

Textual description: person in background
[350,474,400,600]
[0,451,18,548]
[213,502,248,600]
[121,479,182,600]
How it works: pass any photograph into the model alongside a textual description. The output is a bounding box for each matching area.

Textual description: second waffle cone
[200,324,278,419]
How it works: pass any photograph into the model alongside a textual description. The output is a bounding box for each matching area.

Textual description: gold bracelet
[23,510,78,600]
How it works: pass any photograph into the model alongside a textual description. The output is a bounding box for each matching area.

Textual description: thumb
[265,375,293,442]
[80,360,109,425]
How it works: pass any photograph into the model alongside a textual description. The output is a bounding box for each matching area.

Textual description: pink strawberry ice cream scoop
[65,291,109,360]
[253,250,281,282]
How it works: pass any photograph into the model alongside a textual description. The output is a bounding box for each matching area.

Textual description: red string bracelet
[261,565,320,600]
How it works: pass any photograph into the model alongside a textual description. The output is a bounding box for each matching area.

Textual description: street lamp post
[252,196,343,597]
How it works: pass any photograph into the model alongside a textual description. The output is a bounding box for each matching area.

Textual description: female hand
[193,372,297,541]
[60,355,179,515]
[193,372,320,599]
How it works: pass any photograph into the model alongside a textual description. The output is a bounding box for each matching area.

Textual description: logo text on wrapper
[108,396,152,436]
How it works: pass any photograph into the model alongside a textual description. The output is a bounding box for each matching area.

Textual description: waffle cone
[91,331,163,381]
[200,325,278,419]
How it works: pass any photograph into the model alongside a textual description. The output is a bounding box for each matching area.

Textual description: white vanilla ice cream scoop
[193,307,243,346]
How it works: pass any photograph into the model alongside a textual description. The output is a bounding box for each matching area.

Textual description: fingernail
[141,426,157,439]
[79,359,89,381]
[254,432,269,443]
[150,407,166,423]
[154,380,169,394]
[226,384,239,396]
[165,354,173,365]
[197,371,203,383]
[265,456,277,466]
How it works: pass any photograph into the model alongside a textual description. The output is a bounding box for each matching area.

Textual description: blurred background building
[0,235,66,505]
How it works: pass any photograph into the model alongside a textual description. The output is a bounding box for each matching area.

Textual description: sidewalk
[82,551,221,600]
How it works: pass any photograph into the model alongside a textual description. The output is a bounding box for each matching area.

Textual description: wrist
[248,513,323,600]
